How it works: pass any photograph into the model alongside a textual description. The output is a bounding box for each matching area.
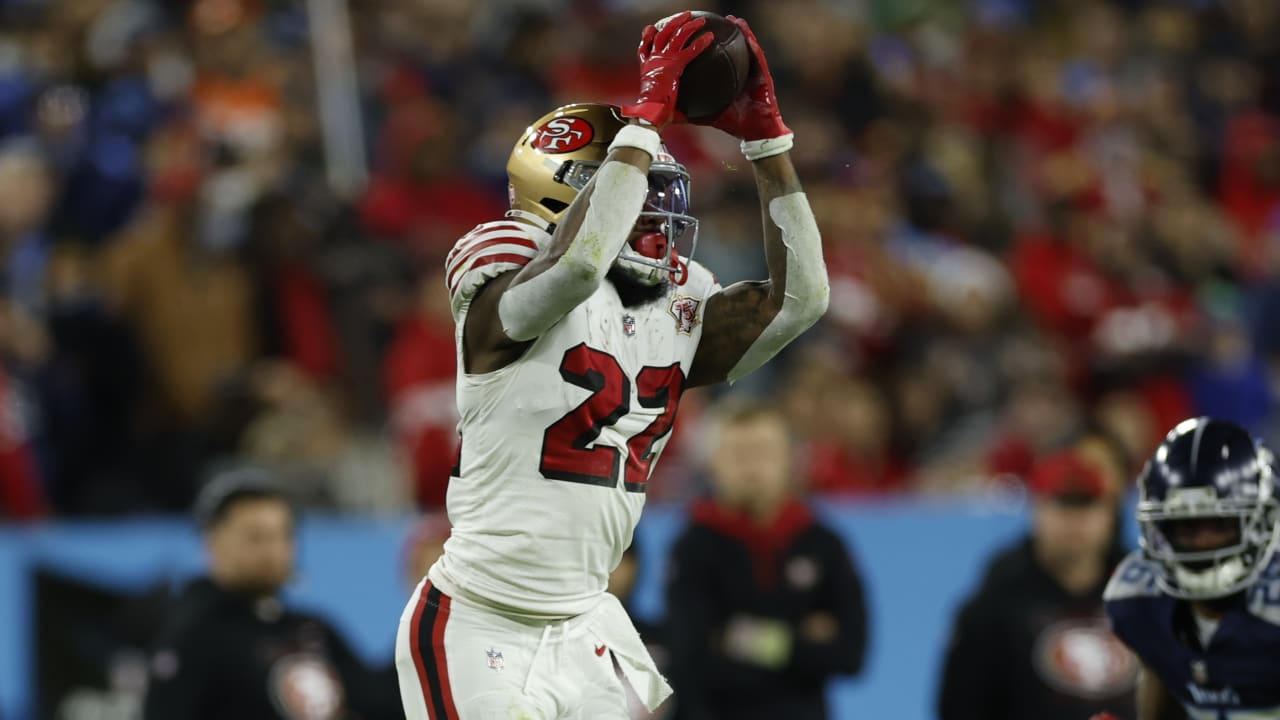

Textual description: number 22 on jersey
[539,343,683,492]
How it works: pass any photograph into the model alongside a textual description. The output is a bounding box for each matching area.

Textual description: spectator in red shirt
[0,369,46,519]
[805,377,909,496]
[383,267,457,508]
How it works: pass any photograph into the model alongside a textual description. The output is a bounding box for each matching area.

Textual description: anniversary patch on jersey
[532,116,594,153]
[268,653,345,720]
[669,296,700,335]
[1032,618,1137,700]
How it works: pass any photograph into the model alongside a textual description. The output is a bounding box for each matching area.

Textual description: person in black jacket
[937,442,1138,720]
[666,400,867,720]
[144,469,402,719]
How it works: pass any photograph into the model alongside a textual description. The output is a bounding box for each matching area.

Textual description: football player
[394,12,828,720]
[1103,418,1280,719]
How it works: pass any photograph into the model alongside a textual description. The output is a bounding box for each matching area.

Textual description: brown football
[672,11,751,122]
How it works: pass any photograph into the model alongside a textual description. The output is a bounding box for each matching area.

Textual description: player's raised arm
[686,16,829,388]
[461,13,712,372]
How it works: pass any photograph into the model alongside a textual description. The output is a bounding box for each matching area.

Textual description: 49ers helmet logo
[532,117,594,153]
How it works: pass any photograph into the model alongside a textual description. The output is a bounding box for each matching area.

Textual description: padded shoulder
[1103,550,1162,603]
[1247,554,1280,627]
[446,220,548,322]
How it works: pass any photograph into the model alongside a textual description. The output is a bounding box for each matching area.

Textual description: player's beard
[607,265,669,308]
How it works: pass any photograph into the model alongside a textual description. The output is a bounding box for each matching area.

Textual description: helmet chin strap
[670,257,689,285]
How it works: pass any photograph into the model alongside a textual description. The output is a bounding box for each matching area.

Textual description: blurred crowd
[2,0,1279,518]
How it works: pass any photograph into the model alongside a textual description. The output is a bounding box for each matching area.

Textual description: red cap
[1029,451,1106,503]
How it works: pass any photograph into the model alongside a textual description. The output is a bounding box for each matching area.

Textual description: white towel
[589,593,673,712]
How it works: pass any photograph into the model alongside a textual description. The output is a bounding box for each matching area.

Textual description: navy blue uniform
[1104,551,1280,719]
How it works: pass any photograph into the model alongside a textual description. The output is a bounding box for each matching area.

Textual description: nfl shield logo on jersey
[669,296,700,335]
[622,314,636,337]
[485,648,504,671]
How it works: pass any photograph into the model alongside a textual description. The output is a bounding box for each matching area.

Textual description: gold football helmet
[506,103,698,285]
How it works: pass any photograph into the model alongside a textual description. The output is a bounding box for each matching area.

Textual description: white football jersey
[431,213,720,618]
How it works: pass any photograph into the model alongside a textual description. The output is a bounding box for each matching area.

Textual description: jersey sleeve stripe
[446,224,529,263]
[446,235,539,277]
[446,244,537,291]
[447,253,535,294]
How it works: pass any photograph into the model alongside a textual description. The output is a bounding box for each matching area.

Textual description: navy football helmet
[1136,418,1280,600]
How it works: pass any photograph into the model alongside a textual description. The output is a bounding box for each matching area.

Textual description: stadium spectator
[102,116,255,429]
[666,400,867,720]
[937,441,1137,720]
[9,0,1280,716]
[0,366,45,519]
[143,468,402,719]
[0,0,1277,517]
[803,377,907,496]
[382,265,457,508]
[0,141,52,518]
[237,359,410,513]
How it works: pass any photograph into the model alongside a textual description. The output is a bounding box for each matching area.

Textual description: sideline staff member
[144,469,401,719]
[666,401,867,720]
[938,446,1136,720]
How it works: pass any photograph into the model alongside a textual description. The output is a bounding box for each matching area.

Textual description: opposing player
[394,12,828,720]
[1103,418,1280,719]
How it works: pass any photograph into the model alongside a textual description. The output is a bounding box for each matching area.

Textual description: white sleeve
[445,222,540,323]
[497,160,648,342]
[726,192,829,383]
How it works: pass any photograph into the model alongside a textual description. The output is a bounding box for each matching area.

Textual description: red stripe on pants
[409,581,460,718]
[430,587,459,715]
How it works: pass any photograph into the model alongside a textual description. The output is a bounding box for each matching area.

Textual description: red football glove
[621,11,714,130]
[697,15,791,143]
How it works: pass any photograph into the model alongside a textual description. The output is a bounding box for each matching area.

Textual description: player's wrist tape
[609,123,662,160]
[742,133,794,161]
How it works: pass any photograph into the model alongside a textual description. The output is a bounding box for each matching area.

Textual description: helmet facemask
[558,157,699,286]
[1137,462,1280,600]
